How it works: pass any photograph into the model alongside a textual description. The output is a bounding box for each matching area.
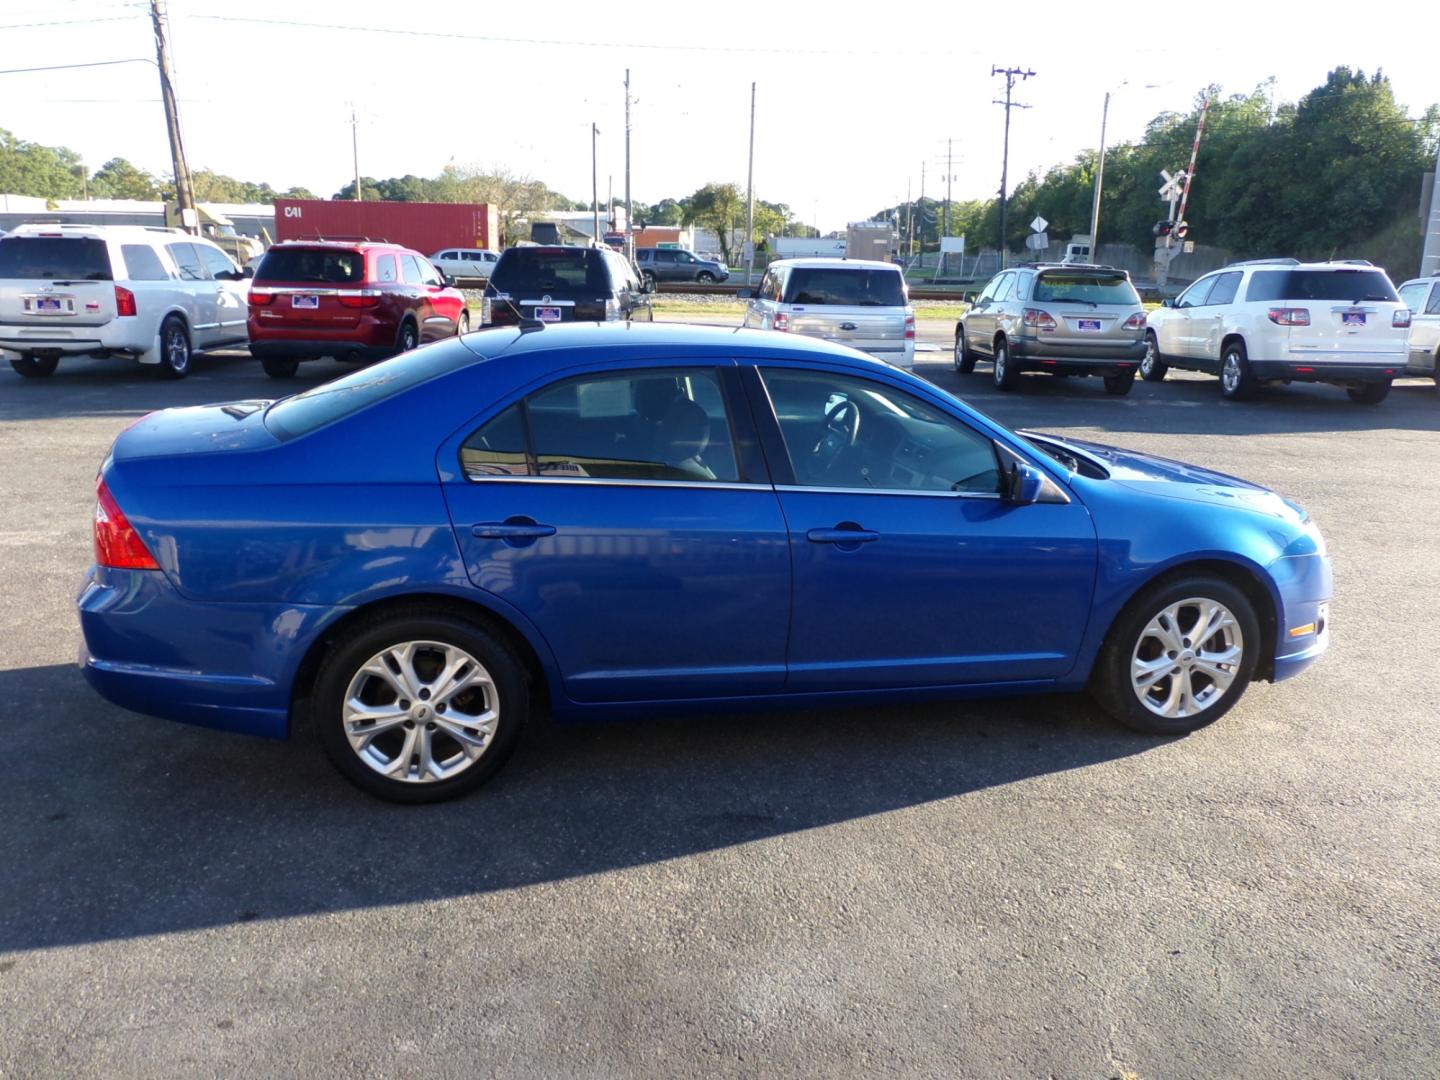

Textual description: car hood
[112,401,278,461]
[1023,431,1308,522]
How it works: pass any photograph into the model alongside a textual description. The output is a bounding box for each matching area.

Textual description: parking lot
[2,349,1438,1077]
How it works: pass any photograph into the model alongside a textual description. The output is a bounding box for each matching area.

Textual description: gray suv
[955,263,1147,394]
[635,248,729,287]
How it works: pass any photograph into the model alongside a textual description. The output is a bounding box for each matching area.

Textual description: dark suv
[634,247,729,288]
[248,240,467,378]
[481,246,652,328]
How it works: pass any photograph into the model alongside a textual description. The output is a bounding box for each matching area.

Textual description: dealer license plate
[1341,311,1366,327]
[291,294,319,309]
[1077,318,1102,332]
[534,306,562,322]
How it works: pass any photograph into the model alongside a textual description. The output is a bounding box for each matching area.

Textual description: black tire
[261,356,300,379]
[396,320,418,354]
[157,316,191,380]
[456,309,471,336]
[1346,380,1391,405]
[696,271,715,284]
[1104,370,1136,396]
[641,270,657,291]
[312,610,529,804]
[992,338,1019,391]
[1091,575,1261,736]
[1140,332,1168,382]
[1218,341,1257,401]
[954,329,976,374]
[9,355,58,378]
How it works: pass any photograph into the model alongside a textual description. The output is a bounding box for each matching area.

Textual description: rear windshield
[489,248,607,293]
[256,247,364,284]
[264,346,473,440]
[1246,269,1398,303]
[1033,273,1139,305]
[782,267,906,307]
[0,236,113,281]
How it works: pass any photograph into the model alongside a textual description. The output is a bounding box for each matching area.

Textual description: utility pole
[991,65,1035,269]
[624,69,633,262]
[591,122,600,246]
[148,0,195,232]
[744,81,756,285]
[944,137,953,238]
[1088,90,1111,253]
[351,106,362,201]
[919,161,926,251]
[905,177,912,261]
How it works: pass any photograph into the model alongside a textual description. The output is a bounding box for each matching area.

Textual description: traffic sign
[1030,215,1048,233]
[1158,169,1186,200]
[1025,232,1048,251]
[1183,240,1196,253]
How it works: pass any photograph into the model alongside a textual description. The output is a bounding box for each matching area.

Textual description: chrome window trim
[460,474,767,492]
[247,287,381,297]
[774,484,1003,500]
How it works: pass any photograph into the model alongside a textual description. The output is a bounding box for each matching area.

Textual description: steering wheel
[812,397,861,473]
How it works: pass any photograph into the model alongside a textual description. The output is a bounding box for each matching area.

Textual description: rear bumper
[249,340,394,362]
[1013,336,1146,367]
[1250,360,1401,383]
[0,320,148,358]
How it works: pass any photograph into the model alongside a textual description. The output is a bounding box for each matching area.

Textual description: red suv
[247,239,468,378]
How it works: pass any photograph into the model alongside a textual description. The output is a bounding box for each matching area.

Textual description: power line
[0,15,139,27]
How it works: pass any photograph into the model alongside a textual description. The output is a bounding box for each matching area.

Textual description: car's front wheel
[313,610,528,803]
[8,355,58,378]
[1092,576,1260,735]
[1140,333,1167,382]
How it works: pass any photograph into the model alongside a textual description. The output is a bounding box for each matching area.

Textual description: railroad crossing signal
[1158,169,1186,200]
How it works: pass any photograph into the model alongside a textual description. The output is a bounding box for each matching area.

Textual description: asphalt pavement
[1,343,1438,1079]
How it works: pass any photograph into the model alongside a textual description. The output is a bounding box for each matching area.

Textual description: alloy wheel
[1130,597,1244,719]
[1221,353,1241,394]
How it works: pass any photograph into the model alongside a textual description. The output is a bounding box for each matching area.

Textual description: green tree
[0,128,84,199]
[90,157,161,200]
[682,182,744,264]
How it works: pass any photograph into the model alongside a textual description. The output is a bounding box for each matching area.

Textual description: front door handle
[806,525,879,545]
[471,519,556,541]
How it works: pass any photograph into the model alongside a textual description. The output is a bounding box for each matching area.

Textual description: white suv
[0,223,250,379]
[1396,274,1440,384]
[1142,259,1410,404]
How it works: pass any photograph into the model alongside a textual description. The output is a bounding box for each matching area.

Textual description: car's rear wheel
[9,355,58,378]
[954,329,976,374]
[157,316,191,379]
[313,611,528,803]
[696,271,716,284]
[457,310,471,336]
[1103,370,1136,395]
[992,338,1019,391]
[1346,380,1391,405]
[397,320,418,354]
[1218,342,1257,401]
[1092,576,1260,736]
[1140,333,1167,382]
[261,356,300,379]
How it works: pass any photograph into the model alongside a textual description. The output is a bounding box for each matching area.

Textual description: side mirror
[1005,461,1046,505]
[736,289,753,300]
[441,272,456,287]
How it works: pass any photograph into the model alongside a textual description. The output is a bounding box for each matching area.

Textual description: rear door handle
[471,520,556,540]
[806,526,879,545]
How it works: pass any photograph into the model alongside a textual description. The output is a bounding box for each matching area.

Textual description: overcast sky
[3,0,1435,231]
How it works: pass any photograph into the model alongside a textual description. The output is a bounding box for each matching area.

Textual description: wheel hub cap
[1130,597,1244,719]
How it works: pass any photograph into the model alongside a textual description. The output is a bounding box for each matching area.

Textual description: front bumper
[1267,553,1332,683]
[1251,360,1401,383]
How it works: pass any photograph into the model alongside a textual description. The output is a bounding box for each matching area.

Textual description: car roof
[269,239,400,252]
[2,223,194,242]
[768,257,901,271]
[457,320,902,372]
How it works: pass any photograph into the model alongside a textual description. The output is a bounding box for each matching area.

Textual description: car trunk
[782,267,909,354]
[1251,268,1407,365]
[250,248,368,333]
[787,308,908,353]
[0,235,118,329]
[486,248,610,325]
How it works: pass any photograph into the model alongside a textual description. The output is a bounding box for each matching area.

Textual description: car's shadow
[0,663,1155,952]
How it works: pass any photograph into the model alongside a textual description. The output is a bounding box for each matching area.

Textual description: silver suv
[1397,274,1440,384]
[955,263,1147,394]
[741,258,915,368]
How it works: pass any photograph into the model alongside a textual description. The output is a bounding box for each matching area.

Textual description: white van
[0,223,250,379]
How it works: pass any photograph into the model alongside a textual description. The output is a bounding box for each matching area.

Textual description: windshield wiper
[1353,295,1391,302]
[1045,296,1097,307]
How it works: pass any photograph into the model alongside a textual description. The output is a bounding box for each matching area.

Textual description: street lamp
[1088,82,1158,257]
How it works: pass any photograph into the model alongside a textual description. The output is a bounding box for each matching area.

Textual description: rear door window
[0,236,113,281]
[376,254,398,283]
[782,268,906,306]
[166,243,209,281]
[258,248,363,283]
[120,244,170,281]
[1033,273,1140,305]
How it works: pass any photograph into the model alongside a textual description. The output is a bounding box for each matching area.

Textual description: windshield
[1033,273,1139,305]
[489,248,606,293]
[1246,269,1398,303]
[0,236,113,281]
[256,248,364,284]
[264,346,474,440]
[782,267,906,307]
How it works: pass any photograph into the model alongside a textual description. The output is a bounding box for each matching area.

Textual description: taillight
[1122,312,1146,330]
[1394,309,1412,328]
[94,478,159,570]
[773,312,790,332]
[1267,307,1310,326]
[904,313,915,340]
[114,286,137,317]
[1022,308,1058,331]
[338,290,381,309]
[248,290,275,306]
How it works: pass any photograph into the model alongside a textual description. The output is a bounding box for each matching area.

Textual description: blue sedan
[79,323,1332,802]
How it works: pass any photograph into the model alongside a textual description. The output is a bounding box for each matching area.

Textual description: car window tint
[782,268,906,307]
[1033,273,1140,305]
[120,244,170,281]
[376,254,398,282]
[1176,276,1215,308]
[1428,285,1440,315]
[197,244,237,279]
[401,255,425,284]
[1398,283,1425,310]
[523,368,739,483]
[488,248,605,292]
[760,368,1001,495]
[459,403,529,477]
[1205,271,1242,307]
[1246,269,1398,303]
[0,236,113,281]
[166,243,209,281]
[258,248,363,284]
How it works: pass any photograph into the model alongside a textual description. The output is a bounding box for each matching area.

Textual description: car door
[749,363,1097,690]
[165,242,219,348]
[965,273,1007,356]
[399,253,434,340]
[440,363,790,703]
[744,268,778,328]
[1193,270,1241,363]
[417,255,461,339]
[1163,275,1215,360]
[654,249,680,282]
[1399,280,1440,373]
[195,242,249,345]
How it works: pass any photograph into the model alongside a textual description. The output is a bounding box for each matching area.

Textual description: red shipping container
[273,199,499,255]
